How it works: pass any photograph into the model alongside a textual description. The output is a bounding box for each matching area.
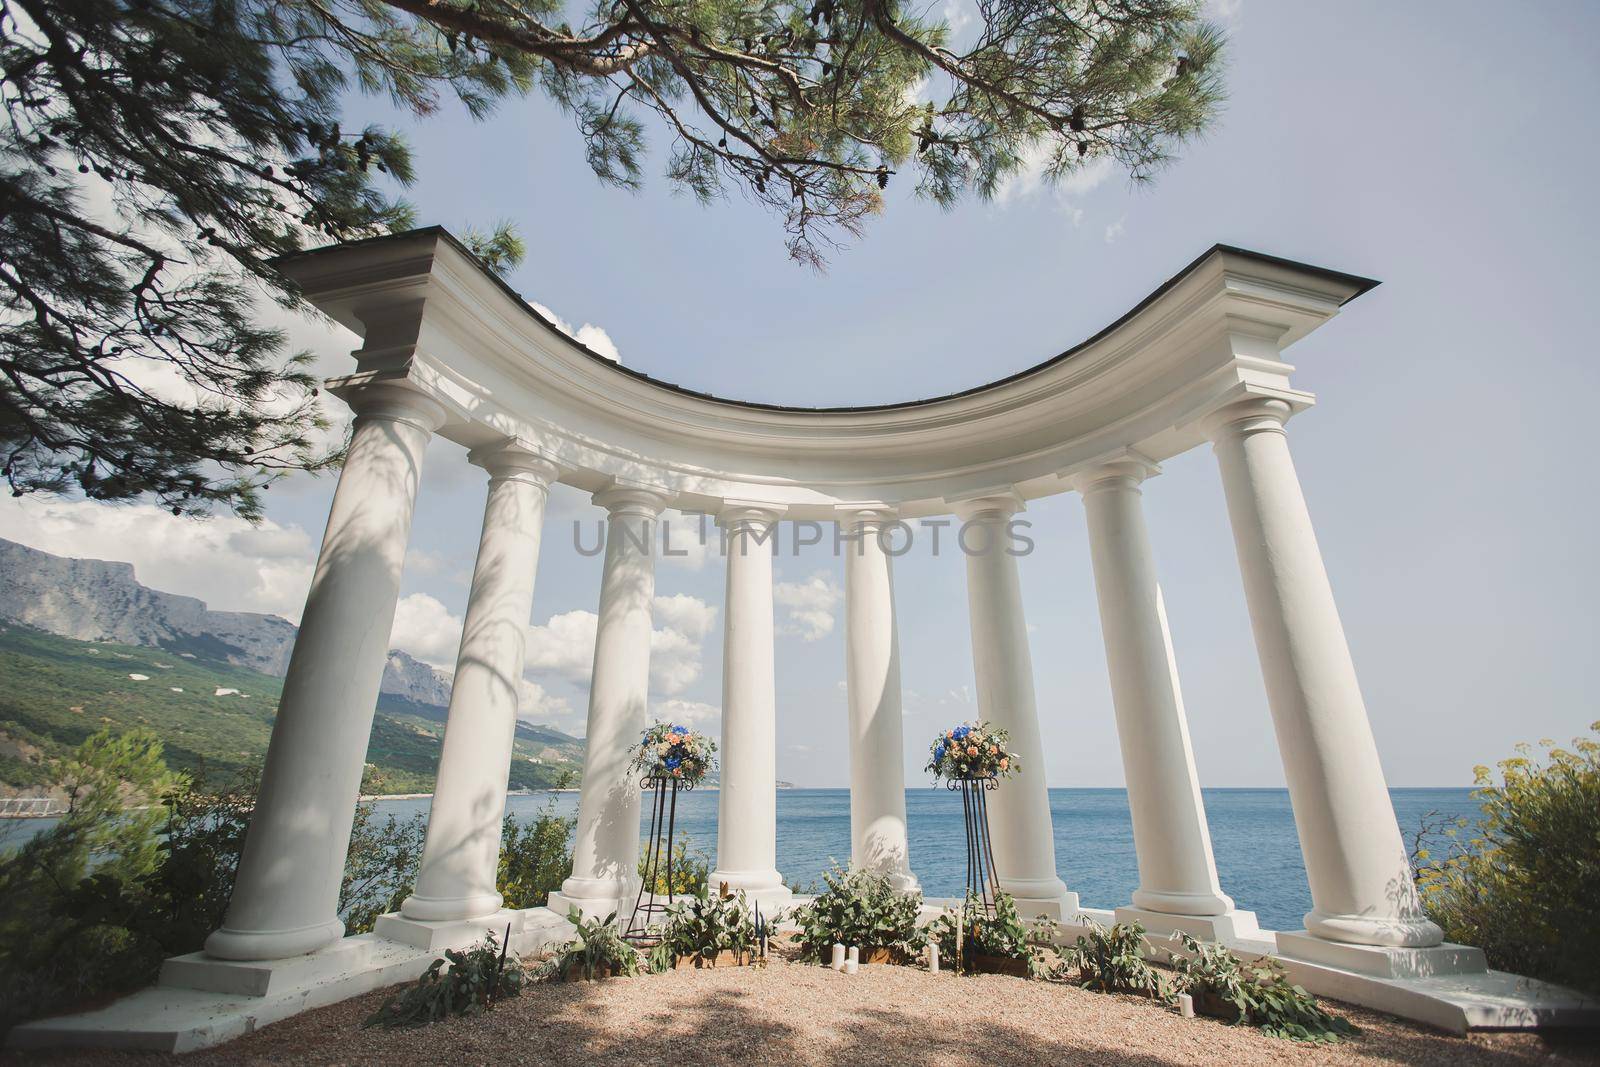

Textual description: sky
[4,0,1599,789]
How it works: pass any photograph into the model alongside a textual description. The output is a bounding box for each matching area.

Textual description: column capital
[949,490,1025,523]
[833,502,898,529]
[467,438,563,486]
[326,376,449,433]
[1068,454,1161,496]
[593,479,672,517]
[1201,397,1294,443]
[715,500,784,530]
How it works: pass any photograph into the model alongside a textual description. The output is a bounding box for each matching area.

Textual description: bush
[638,838,711,898]
[789,864,925,962]
[1056,916,1166,996]
[340,771,427,934]
[1169,932,1354,1043]
[646,889,760,971]
[1414,722,1600,994]
[540,908,642,981]
[365,929,522,1029]
[0,729,181,1034]
[927,892,1047,977]
[498,800,575,909]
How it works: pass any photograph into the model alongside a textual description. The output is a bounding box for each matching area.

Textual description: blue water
[6,787,1473,931]
[375,786,1476,933]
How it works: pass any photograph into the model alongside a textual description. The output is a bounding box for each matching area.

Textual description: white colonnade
[188,233,1474,996]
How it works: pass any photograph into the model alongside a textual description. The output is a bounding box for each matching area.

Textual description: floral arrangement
[630,722,717,784]
[925,721,1019,784]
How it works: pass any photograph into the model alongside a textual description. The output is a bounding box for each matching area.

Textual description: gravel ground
[5,957,1597,1067]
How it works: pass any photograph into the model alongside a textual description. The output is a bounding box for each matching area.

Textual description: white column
[1073,461,1247,935]
[709,505,792,908]
[400,443,559,922]
[953,495,1076,918]
[551,484,669,920]
[1207,398,1441,948]
[840,508,918,893]
[205,382,446,961]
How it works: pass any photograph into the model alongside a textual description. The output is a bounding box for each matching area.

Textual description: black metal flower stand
[952,774,1002,914]
[624,774,689,945]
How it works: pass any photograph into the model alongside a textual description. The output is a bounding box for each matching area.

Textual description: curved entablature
[277,227,1376,518]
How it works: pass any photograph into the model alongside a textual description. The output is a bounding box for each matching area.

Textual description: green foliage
[458,220,526,277]
[365,929,522,1029]
[1169,932,1354,1044]
[497,796,575,910]
[4,0,1222,516]
[1056,917,1166,997]
[1414,723,1600,994]
[541,908,642,981]
[0,0,532,516]
[339,770,428,934]
[789,863,924,962]
[639,837,711,897]
[0,729,183,1033]
[927,892,1046,977]
[647,889,760,970]
[0,626,583,794]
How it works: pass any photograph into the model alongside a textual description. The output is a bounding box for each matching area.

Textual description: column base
[163,936,370,998]
[1000,876,1079,921]
[399,890,504,923]
[1131,887,1235,917]
[376,908,527,952]
[1276,930,1486,979]
[708,869,796,913]
[1114,906,1268,954]
[548,882,628,925]
[1305,908,1445,948]
[201,917,345,962]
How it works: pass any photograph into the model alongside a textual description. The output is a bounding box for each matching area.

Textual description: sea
[4,787,1475,932]
[378,786,1476,932]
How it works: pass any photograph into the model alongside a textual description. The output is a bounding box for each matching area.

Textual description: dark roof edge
[271,228,1380,416]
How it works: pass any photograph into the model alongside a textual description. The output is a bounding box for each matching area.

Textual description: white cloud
[774,572,842,642]
[0,496,316,621]
[528,300,622,363]
[517,678,577,728]
[388,593,465,669]
[660,512,718,570]
[996,150,1116,208]
[523,594,717,697]
[1104,217,1126,244]
[1207,0,1243,26]
[652,698,721,730]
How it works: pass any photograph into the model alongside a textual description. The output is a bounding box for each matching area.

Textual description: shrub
[1169,932,1354,1043]
[646,889,760,971]
[789,863,925,962]
[1414,722,1600,994]
[540,908,642,981]
[365,929,522,1028]
[1056,917,1166,997]
[340,773,427,934]
[498,800,575,910]
[0,729,181,1034]
[638,838,711,897]
[927,892,1047,976]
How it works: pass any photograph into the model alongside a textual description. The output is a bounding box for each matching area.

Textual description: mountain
[0,538,585,794]
[0,538,454,707]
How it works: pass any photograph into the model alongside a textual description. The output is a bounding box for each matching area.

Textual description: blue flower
[664,755,682,770]
[670,724,688,736]
[934,743,947,763]
[952,724,971,740]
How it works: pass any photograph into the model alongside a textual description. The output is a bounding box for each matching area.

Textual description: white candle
[830,943,846,970]
[844,947,858,976]
[1178,993,1195,1019]
[928,942,940,974]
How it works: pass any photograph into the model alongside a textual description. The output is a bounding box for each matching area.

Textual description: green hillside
[0,625,584,793]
